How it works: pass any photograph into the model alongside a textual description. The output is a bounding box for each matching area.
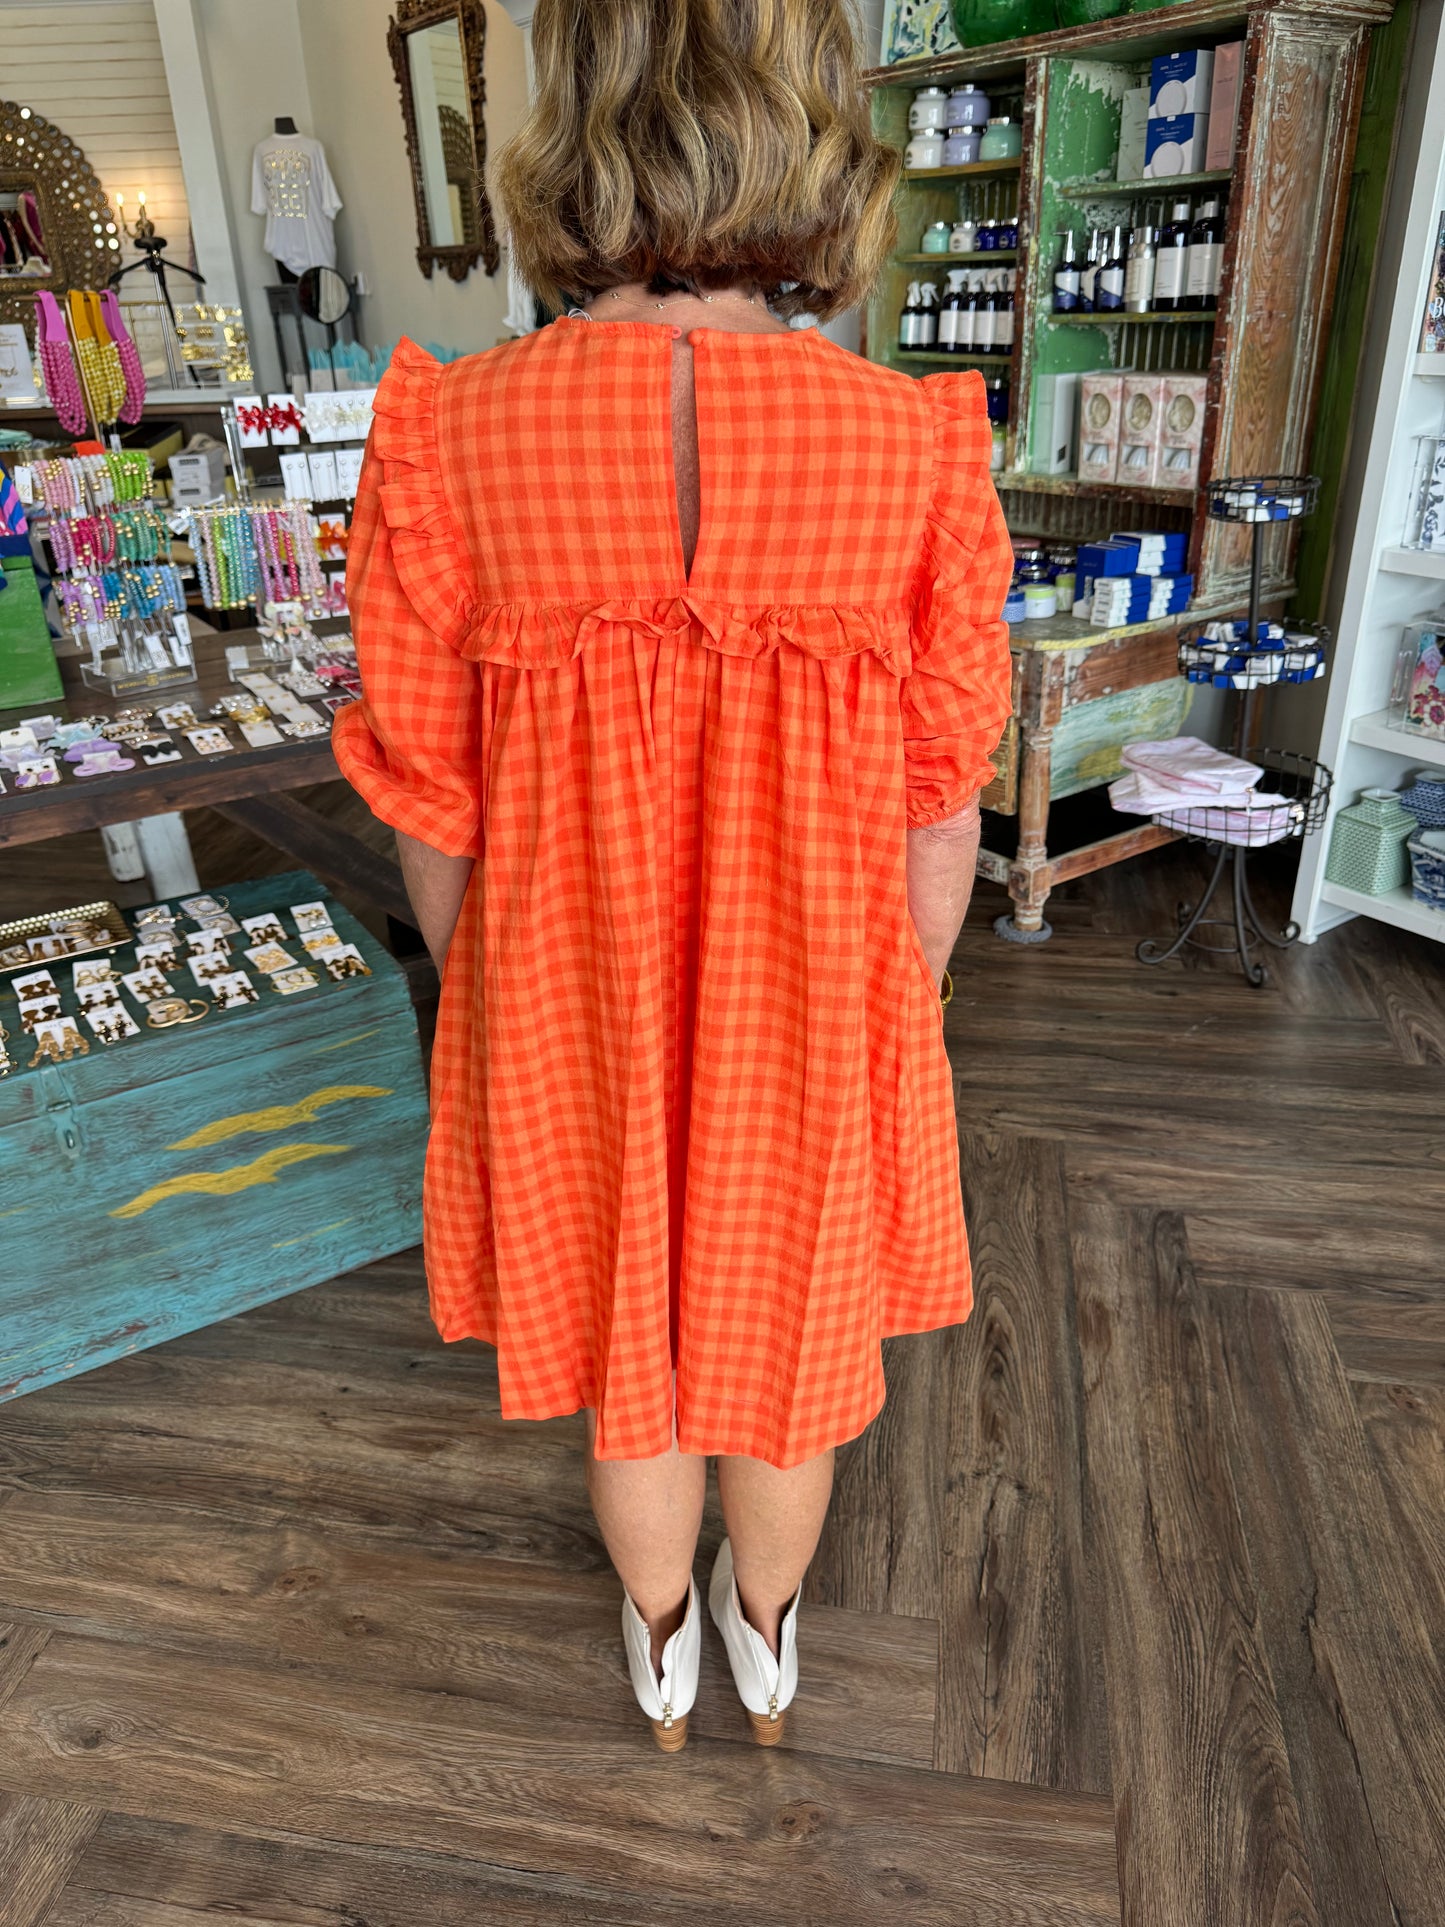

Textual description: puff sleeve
[330,343,486,859]
[901,372,1015,827]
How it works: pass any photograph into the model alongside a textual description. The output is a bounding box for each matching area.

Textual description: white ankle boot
[708,1537,800,1746]
[621,1576,701,1751]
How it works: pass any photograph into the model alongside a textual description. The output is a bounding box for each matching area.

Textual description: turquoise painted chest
[0,871,429,1400]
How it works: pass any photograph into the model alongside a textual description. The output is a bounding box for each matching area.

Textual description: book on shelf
[1419,210,1445,355]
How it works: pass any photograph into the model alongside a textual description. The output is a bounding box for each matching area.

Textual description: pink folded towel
[1120,736,1263,796]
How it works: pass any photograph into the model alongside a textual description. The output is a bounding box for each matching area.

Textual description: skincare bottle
[898,281,923,351]
[1096,225,1127,312]
[958,273,980,351]
[1053,232,1081,313]
[996,270,1016,350]
[1124,224,1157,312]
[975,274,997,353]
[1153,200,1191,311]
[916,280,940,348]
[939,269,968,351]
[1077,230,1098,313]
[1186,198,1224,311]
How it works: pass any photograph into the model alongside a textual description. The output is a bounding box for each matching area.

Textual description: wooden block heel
[747,1708,786,1746]
[650,1713,689,1752]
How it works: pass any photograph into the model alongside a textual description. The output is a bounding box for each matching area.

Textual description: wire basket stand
[1136,748,1333,985]
[1201,474,1322,753]
[1136,474,1332,986]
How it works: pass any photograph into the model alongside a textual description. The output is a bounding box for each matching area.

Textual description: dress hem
[428,1297,973,1467]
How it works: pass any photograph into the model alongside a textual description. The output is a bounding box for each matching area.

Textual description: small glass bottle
[1124,224,1157,312]
[1153,200,1192,311]
[977,219,999,252]
[1095,225,1127,312]
[979,116,1023,162]
[949,217,978,254]
[1186,198,1224,311]
[1053,232,1081,313]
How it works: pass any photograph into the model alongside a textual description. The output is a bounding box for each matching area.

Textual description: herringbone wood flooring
[1,796,1442,1926]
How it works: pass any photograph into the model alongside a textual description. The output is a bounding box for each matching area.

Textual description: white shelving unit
[1292,1,1445,945]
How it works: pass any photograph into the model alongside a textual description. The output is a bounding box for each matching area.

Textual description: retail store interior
[0,0,1441,1920]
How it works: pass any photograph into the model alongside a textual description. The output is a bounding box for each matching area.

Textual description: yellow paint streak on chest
[168,1085,391,1150]
[110,1143,352,1219]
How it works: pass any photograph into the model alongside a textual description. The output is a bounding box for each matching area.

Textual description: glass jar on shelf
[979,116,1023,162]
[943,126,983,167]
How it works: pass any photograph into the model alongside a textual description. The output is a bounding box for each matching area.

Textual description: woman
[332,0,1012,1752]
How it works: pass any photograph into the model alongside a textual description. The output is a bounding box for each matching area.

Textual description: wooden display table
[983,596,1283,937]
[0,634,413,929]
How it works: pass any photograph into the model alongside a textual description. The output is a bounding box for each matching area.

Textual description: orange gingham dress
[332,322,1013,1466]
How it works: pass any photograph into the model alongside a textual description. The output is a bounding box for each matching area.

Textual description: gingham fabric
[332,324,1013,1465]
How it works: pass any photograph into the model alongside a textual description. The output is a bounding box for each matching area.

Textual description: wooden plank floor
[2,799,1443,1925]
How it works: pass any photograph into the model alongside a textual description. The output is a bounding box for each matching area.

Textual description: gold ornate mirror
[388,0,500,282]
[0,100,120,333]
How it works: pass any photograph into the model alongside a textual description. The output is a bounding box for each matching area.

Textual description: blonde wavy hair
[494,0,899,321]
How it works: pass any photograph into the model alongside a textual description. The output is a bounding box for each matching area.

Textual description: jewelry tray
[0,901,132,974]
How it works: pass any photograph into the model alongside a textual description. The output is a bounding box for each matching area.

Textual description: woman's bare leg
[716,1449,835,1653]
[585,1411,707,1673]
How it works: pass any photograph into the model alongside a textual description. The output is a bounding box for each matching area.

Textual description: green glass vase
[1055,0,1127,22]
[951,0,1052,48]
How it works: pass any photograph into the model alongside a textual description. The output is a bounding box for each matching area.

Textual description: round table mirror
[298,265,352,326]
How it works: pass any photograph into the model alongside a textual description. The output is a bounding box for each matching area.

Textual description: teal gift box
[0,872,429,1401]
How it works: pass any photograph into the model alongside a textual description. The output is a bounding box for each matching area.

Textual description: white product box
[1115,86,1150,181]
[1149,49,1215,118]
[1031,371,1080,475]
[1157,373,1208,490]
[169,447,229,505]
[1078,373,1125,484]
[1144,114,1211,177]
[1206,42,1244,168]
[1118,374,1165,488]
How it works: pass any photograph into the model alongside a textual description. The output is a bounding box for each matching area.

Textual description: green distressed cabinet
[0,871,429,1400]
[865,0,1395,934]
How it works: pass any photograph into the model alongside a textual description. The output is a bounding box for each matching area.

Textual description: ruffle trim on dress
[372,338,477,652]
[912,369,994,659]
[450,595,913,673]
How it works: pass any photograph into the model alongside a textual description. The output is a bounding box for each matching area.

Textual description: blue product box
[1077,538,1140,577]
[1144,113,1211,178]
[1149,48,1215,118]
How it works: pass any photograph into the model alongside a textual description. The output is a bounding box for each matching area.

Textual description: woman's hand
[396,831,475,973]
[906,796,983,986]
